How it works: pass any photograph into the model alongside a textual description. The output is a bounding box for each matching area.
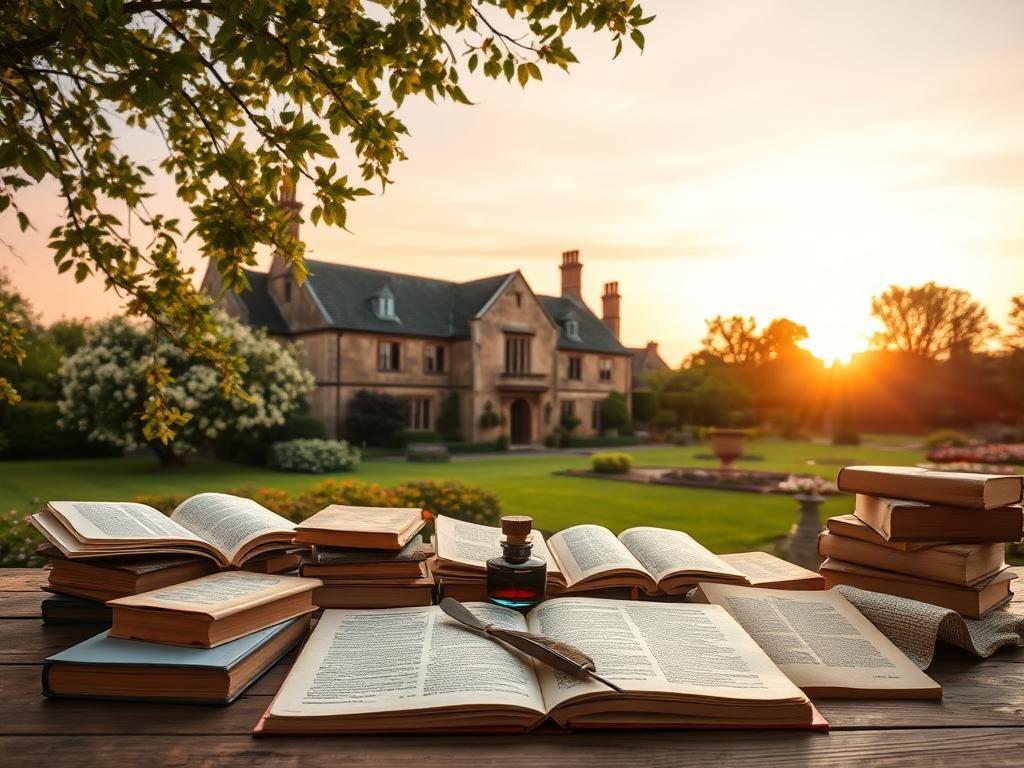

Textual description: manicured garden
[0,437,927,565]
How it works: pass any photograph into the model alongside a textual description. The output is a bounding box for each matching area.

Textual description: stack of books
[295,505,434,608]
[820,466,1024,619]
[30,494,308,624]
[43,570,320,703]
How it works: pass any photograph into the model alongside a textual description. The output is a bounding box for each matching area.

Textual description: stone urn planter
[788,493,825,571]
[708,428,747,474]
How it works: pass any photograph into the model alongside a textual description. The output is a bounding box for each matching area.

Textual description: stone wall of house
[557,350,631,436]
[469,273,560,443]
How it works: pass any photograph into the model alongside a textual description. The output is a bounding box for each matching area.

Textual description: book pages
[171,493,294,563]
[529,598,808,711]
[48,501,201,543]
[267,604,546,719]
[697,583,941,697]
[835,585,1024,668]
[109,572,317,619]
[434,516,560,577]
[547,525,648,587]
[298,506,421,534]
[619,527,746,584]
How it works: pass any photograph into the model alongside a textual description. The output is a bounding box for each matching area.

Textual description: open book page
[433,516,561,579]
[266,603,546,721]
[171,493,295,565]
[529,598,809,713]
[618,527,747,590]
[546,525,650,590]
[109,572,317,619]
[697,583,941,698]
[46,501,205,544]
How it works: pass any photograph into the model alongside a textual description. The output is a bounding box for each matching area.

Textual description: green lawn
[0,437,925,554]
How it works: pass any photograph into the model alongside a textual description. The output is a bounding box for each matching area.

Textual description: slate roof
[239,259,629,354]
[627,344,671,379]
[237,271,289,334]
[537,295,630,355]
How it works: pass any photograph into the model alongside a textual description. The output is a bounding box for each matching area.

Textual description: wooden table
[2,568,1022,767]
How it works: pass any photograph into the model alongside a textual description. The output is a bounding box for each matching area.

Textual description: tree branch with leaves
[0,0,653,440]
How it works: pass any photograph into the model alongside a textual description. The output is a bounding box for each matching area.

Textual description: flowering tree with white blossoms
[58,313,314,465]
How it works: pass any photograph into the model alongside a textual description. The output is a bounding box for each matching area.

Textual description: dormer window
[370,286,397,320]
[560,312,581,341]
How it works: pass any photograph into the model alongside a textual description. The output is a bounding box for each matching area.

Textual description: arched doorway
[509,398,532,445]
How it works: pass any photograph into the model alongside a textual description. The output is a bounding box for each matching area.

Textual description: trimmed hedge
[266,439,361,473]
[566,434,639,449]
[591,452,632,474]
[135,478,502,528]
[0,401,121,460]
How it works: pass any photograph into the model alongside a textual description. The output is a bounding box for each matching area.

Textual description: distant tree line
[635,282,1024,439]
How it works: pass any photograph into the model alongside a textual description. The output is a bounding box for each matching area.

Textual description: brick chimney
[601,281,621,338]
[278,177,303,240]
[560,250,582,301]
[646,340,659,355]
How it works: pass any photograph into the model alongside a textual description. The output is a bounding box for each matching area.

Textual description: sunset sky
[2,0,1023,365]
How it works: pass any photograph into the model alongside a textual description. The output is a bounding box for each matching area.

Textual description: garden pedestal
[788,493,825,571]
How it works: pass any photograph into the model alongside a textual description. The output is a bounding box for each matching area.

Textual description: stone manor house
[202,188,667,444]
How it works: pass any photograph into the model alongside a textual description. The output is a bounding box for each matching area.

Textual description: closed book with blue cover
[42,615,309,704]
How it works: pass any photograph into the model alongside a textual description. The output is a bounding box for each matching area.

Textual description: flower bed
[926,443,1024,467]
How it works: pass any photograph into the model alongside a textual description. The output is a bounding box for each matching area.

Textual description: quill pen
[438,598,624,694]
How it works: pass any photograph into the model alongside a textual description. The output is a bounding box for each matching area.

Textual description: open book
[433,516,748,596]
[255,598,823,734]
[30,494,298,569]
[694,583,942,699]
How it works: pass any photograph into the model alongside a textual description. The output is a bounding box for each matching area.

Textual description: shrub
[0,400,121,460]
[599,392,630,434]
[0,507,46,568]
[344,390,408,447]
[407,444,450,462]
[57,314,314,465]
[266,439,361,473]
[447,440,502,454]
[495,433,511,451]
[559,410,581,433]
[831,425,861,446]
[478,404,502,430]
[651,409,678,430]
[591,452,632,474]
[216,412,328,465]
[670,427,698,446]
[566,434,639,448]
[925,429,973,450]
[398,429,444,447]
[436,393,462,442]
[135,478,503,529]
[631,390,658,423]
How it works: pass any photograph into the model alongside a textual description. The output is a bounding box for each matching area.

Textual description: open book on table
[693,583,942,699]
[30,494,298,569]
[433,515,748,595]
[255,597,824,734]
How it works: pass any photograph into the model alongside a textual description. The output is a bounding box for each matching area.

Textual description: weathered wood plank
[0,569,48,592]
[0,592,43,619]
[0,620,100,661]
[0,728,1022,768]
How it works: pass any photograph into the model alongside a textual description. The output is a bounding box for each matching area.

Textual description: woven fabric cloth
[834,585,1024,669]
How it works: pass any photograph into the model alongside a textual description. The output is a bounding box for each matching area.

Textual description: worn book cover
[43,616,308,704]
[837,466,1023,510]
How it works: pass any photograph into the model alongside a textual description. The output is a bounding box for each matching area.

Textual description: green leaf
[517,63,529,87]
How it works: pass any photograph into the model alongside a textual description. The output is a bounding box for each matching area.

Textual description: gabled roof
[538,295,629,355]
[237,259,629,355]
[237,271,290,334]
[297,259,515,338]
[627,344,671,377]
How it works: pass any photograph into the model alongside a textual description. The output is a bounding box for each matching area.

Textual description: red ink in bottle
[486,516,546,609]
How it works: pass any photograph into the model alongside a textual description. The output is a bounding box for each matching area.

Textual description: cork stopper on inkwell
[500,516,533,544]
